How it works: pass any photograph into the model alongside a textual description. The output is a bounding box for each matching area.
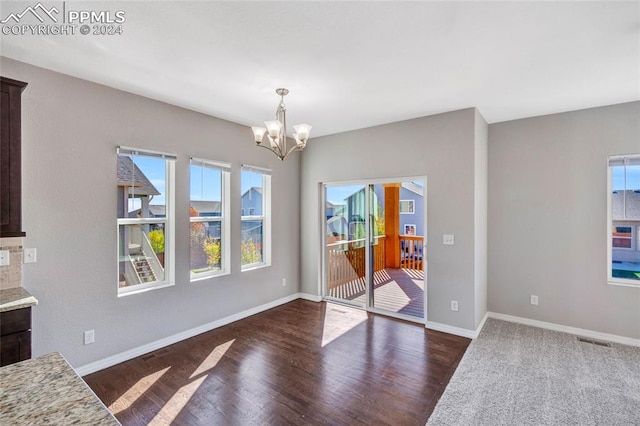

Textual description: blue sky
[326,185,365,205]
[612,166,640,191]
[133,158,263,207]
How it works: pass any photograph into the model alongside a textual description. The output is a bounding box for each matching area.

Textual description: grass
[612,269,640,280]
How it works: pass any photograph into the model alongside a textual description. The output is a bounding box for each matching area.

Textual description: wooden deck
[328,268,424,319]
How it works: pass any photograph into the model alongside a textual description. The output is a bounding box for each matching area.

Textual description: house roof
[191,201,221,215]
[149,205,165,216]
[241,187,263,198]
[128,205,165,218]
[402,182,424,197]
[612,190,640,221]
[117,156,160,196]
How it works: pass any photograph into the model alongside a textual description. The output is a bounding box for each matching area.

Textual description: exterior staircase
[132,254,156,283]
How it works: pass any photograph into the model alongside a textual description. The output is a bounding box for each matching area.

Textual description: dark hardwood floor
[84,300,470,426]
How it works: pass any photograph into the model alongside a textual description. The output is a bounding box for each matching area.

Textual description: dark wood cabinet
[1,77,28,238]
[0,307,32,366]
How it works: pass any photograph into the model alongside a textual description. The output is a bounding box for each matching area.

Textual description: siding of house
[399,186,425,236]
[241,188,262,216]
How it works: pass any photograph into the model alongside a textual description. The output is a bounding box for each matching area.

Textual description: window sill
[608,279,640,288]
[190,271,230,282]
[117,281,175,297]
[241,263,271,272]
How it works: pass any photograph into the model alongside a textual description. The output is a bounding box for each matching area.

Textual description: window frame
[116,147,176,297]
[241,165,272,271]
[399,199,415,214]
[189,158,231,282]
[607,154,640,287]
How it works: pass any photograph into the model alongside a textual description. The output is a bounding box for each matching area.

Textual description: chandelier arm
[256,143,285,161]
[284,143,303,159]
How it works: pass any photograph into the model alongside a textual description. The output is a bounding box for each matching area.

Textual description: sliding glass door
[325,184,367,307]
[323,179,425,322]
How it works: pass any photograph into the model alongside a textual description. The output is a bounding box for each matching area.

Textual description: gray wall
[1,57,301,367]
[301,108,488,331]
[474,110,488,328]
[488,101,640,339]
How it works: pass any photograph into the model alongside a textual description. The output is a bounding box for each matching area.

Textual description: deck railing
[327,236,386,290]
[400,235,424,271]
[326,235,425,291]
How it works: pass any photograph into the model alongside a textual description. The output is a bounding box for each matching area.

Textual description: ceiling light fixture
[251,88,311,161]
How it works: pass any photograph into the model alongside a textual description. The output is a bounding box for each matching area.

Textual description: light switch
[443,234,455,245]
[0,250,9,266]
[24,248,37,263]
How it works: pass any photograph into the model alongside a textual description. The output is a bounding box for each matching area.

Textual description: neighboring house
[611,190,640,265]
[241,187,263,244]
[116,156,160,219]
[398,182,424,237]
[241,187,262,216]
[326,201,346,219]
[191,201,221,217]
[326,215,348,243]
[343,182,425,237]
[191,201,222,239]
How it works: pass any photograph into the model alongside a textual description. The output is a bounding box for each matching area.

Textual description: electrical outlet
[24,248,37,263]
[443,235,455,245]
[451,300,459,312]
[0,250,9,266]
[282,278,286,287]
[530,295,538,306]
[84,330,95,345]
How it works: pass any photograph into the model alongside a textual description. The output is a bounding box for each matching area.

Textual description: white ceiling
[1,1,639,137]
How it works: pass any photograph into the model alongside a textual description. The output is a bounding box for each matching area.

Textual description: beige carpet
[428,319,640,425]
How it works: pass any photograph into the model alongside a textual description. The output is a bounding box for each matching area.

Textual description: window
[190,158,231,280]
[612,226,633,249]
[241,165,271,270]
[608,154,640,285]
[404,224,416,235]
[117,147,175,295]
[400,199,415,214]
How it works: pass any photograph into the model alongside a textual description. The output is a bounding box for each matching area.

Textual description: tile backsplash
[0,237,24,289]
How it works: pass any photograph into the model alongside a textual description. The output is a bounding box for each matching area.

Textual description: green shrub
[148,230,164,254]
[241,240,261,265]
[202,237,221,269]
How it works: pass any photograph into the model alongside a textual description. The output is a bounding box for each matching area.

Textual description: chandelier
[251,88,312,161]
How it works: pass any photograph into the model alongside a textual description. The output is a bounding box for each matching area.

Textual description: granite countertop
[0,287,38,312]
[0,352,120,425]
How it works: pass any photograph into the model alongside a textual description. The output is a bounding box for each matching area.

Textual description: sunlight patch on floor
[189,339,235,379]
[149,375,208,425]
[110,367,170,414]
[321,303,367,347]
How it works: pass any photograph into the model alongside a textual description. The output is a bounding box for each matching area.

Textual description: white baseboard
[426,321,476,339]
[426,311,489,339]
[297,292,322,302]
[487,312,640,348]
[75,293,301,376]
[475,311,489,337]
